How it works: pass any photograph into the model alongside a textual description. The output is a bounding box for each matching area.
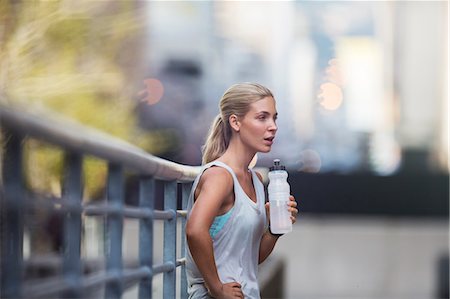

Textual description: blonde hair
[202,82,274,164]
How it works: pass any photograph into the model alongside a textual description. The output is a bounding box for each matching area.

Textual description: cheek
[248,122,265,134]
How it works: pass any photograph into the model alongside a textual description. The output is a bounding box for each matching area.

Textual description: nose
[268,119,278,132]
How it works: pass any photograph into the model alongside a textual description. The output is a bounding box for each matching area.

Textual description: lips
[264,136,275,145]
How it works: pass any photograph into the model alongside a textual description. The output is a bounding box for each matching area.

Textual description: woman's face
[238,96,278,153]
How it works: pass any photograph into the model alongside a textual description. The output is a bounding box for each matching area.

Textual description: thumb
[265,202,270,213]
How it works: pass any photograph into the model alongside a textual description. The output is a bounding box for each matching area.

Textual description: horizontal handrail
[23,267,151,298]
[24,255,186,273]
[0,102,200,182]
[84,204,153,218]
[23,258,187,298]
[22,194,142,216]
[177,210,188,217]
[21,194,184,220]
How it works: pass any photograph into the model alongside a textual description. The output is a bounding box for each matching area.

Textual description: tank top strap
[248,168,267,212]
[206,161,247,200]
[208,160,238,181]
[188,161,241,205]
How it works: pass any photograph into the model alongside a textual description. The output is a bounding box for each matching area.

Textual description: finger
[231,288,244,298]
[287,202,298,212]
[230,282,241,288]
[289,207,298,214]
[287,196,297,203]
[288,201,297,208]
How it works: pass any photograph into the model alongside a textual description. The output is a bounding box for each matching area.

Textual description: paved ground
[120,215,448,299]
[274,215,448,299]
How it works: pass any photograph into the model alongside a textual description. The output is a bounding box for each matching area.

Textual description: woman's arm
[258,193,298,264]
[185,167,243,298]
[259,226,280,263]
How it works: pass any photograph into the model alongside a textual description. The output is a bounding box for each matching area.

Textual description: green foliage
[23,140,64,196]
[0,1,174,198]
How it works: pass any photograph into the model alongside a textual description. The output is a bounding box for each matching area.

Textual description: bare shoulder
[197,166,233,195]
[189,166,234,228]
[201,166,233,182]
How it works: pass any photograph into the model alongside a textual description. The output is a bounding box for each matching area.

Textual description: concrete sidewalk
[120,215,448,298]
[274,215,448,299]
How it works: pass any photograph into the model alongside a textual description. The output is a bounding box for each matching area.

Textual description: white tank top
[185,161,267,299]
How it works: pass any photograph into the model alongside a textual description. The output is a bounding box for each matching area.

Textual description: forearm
[186,230,223,293]
[258,230,280,264]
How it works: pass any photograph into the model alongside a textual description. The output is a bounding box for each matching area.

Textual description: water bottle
[268,159,292,234]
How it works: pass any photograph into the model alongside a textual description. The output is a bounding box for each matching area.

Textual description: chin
[260,146,272,153]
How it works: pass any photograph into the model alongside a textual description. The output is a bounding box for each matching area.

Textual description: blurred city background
[0,1,448,298]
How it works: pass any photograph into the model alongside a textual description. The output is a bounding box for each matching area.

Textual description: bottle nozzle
[270,158,286,171]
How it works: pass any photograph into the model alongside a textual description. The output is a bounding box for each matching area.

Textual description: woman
[185,83,298,298]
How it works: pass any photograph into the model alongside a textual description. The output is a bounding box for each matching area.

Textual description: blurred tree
[0,0,174,199]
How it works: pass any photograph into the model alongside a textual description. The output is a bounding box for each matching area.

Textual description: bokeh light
[297,149,322,173]
[139,78,165,105]
[318,82,343,111]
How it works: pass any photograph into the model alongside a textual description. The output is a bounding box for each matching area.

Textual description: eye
[257,115,267,120]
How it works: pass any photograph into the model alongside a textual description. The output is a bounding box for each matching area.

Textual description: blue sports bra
[209,206,235,237]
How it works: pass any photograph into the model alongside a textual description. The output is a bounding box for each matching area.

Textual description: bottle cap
[269,159,286,171]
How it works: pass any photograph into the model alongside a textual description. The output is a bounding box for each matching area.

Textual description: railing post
[138,176,154,299]
[62,152,83,298]
[163,181,177,299]
[105,163,124,299]
[180,183,191,299]
[1,105,201,298]
[0,128,25,298]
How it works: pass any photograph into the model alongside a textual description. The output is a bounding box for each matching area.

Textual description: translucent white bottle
[268,159,292,234]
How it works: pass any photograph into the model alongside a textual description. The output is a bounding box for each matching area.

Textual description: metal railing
[0,102,200,298]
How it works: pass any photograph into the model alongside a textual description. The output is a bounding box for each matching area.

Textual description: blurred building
[139,1,448,177]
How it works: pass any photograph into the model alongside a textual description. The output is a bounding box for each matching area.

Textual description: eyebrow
[256,111,278,117]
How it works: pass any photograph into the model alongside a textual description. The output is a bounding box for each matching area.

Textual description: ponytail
[201,82,274,165]
[202,114,230,164]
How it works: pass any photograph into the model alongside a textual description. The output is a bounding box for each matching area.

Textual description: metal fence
[0,102,200,299]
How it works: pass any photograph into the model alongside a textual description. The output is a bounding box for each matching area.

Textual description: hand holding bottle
[268,159,298,234]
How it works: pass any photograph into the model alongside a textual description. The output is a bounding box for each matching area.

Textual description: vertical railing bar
[180,183,191,299]
[62,152,83,298]
[0,128,25,298]
[138,176,154,299]
[104,163,124,299]
[163,181,177,299]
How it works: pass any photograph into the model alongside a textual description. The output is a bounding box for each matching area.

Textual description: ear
[229,114,240,132]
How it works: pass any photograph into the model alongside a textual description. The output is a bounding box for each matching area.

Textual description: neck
[218,136,256,173]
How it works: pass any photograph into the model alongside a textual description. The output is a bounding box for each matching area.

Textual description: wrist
[206,281,223,297]
[267,225,283,238]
